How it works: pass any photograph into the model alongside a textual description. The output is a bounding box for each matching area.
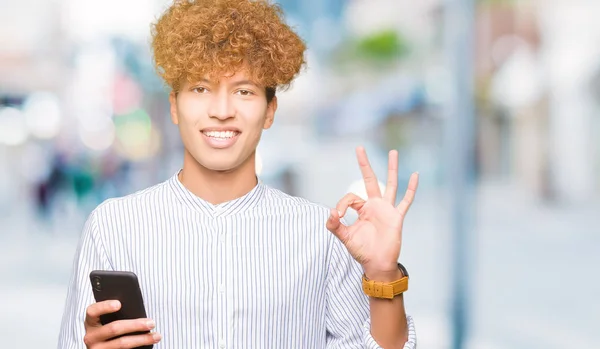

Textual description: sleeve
[57,209,113,349]
[325,236,417,349]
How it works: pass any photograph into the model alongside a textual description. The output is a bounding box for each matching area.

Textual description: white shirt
[57,172,417,348]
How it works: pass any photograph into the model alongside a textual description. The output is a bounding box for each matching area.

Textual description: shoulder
[261,185,332,219]
[91,177,173,221]
[259,185,338,244]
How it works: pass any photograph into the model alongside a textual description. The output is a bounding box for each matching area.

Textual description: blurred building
[475,0,600,203]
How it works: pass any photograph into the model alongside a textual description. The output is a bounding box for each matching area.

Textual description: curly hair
[151,0,307,94]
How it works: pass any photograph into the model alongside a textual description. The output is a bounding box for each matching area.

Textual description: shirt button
[219,235,225,243]
[219,340,225,348]
[219,284,225,293]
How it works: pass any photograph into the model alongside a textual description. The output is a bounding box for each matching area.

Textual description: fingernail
[146,320,156,329]
[152,333,162,341]
[337,210,343,217]
[111,300,121,309]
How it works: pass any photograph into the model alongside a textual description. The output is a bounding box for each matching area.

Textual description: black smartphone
[89,270,153,349]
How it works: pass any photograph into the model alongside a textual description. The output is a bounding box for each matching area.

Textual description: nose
[208,91,234,121]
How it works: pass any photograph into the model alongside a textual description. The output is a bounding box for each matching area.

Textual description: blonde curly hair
[151,0,307,95]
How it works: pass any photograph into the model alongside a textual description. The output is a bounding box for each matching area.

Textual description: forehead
[184,69,261,87]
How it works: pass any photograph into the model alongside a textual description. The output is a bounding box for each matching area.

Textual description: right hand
[83,300,162,349]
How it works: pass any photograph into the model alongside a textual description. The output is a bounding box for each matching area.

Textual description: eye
[192,87,208,94]
[236,89,254,96]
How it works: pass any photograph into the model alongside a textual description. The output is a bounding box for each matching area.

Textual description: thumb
[326,208,349,243]
[85,300,120,329]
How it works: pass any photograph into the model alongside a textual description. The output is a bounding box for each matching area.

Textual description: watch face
[398,263,409,278]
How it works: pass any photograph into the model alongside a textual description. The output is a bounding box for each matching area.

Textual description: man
[57,0,419,348]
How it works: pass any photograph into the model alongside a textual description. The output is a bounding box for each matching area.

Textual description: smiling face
[169,70,277,173]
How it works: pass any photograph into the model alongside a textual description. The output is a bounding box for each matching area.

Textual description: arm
[325,236,417,349]
[324,236,368,348]
[325,147,420,348]
[57,210,113,349]
[365,269,416,348]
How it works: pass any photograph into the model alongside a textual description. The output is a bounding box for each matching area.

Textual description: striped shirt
[57,171,417,348]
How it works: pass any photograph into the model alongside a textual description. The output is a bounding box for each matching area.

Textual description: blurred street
[1,175,598,349]
[2,0,600,348]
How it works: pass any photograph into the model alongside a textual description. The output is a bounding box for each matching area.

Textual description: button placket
[216,215,227,348]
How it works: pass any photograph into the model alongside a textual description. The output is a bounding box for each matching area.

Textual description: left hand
[326,147,419,281]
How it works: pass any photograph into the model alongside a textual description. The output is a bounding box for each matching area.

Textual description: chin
[205,163,238,173]
[187,147,252,174]
[197,157,243,173]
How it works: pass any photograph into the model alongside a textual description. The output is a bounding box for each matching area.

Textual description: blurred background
[1,0,599,348]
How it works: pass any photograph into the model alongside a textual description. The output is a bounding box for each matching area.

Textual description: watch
[362,263,409,299]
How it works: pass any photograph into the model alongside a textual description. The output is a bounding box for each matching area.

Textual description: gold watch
[362,263,409,299]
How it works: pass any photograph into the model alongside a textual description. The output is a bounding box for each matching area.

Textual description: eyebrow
[230,80,259,88]
[193,78,260,89]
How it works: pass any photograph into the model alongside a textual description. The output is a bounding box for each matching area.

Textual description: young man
[57,0,419,348]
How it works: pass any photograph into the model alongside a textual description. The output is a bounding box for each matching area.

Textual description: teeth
[204,131,237,139]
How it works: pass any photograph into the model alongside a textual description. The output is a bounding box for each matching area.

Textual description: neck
[179,150,258,205]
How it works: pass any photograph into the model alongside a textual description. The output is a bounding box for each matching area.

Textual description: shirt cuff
[363,315,417,349]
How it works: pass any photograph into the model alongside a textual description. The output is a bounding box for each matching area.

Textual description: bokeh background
[1,0,599,348]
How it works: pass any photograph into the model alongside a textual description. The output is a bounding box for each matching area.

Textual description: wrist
[364,262,408,282]
[364,269,405,282]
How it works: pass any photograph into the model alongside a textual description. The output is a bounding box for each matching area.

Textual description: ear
[263,96,277,130]
[169,91,179,125]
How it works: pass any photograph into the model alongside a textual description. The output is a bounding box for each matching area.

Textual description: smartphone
[89,270,153,349]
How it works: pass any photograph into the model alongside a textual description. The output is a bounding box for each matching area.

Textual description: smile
[202,130,240,139]
[201,130,241,149]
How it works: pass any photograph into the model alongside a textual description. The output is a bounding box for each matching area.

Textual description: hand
[83,300,161,348]
[326,147,419,281]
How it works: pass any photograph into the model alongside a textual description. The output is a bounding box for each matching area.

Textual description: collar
[168,170,266,217]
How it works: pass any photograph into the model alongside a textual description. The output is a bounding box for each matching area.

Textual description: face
[169,70,277,173]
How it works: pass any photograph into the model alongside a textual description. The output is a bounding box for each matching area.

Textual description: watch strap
[361,263,409,299]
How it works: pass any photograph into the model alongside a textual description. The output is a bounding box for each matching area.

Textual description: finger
[335,193,366,218]
[356,146,382,198]
[396,172,419,217]
[85,318,156,345]
[383,150,399,204]
[85,300,121,328]
[99,331,161,349]
[326,208,350,243]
